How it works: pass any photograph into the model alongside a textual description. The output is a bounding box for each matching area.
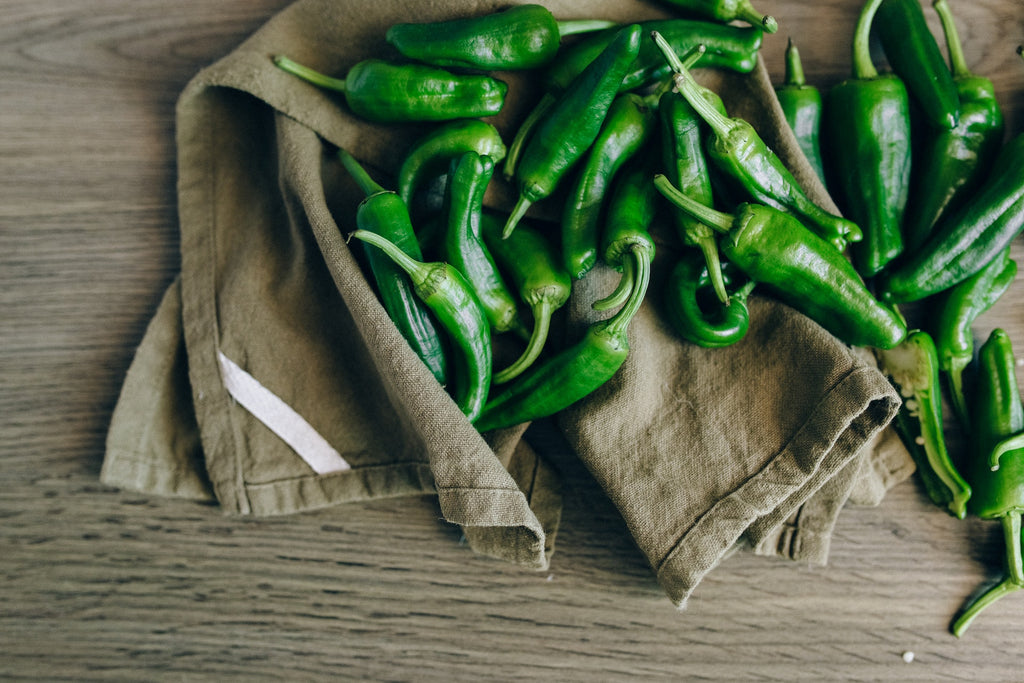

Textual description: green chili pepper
[481,212,571,384]
[901,0,1007,253]
[654,174,906,349]
[473,244,649,432]
[385,4,616,71]
[664,249,755,348]
[823,0,910,277]
[877,131,1024,304]
[875,0,960,130]
[775,38,827,190]
[271,55,506,123]
[950,329,1024,637]
[652,32,862,253]
[656,0,778,33]
[350,229,491,422]
[441,152,524,336]
[337,149,449,385]
[397,119,507,209]
[876,329,972,519]
[504,24,642,239]
[930,248,1017,428]
[562,91,656,280]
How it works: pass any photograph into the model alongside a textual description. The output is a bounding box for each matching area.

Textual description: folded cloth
[101,0,912,600]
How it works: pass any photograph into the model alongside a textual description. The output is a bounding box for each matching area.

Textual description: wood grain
[2,0,1023,679]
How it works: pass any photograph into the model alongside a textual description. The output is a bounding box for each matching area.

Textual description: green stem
[653,174,733,234]
[650,33,735,141]
[990,432,1024,471]
[605,248,651,337]
[784,38,806,86]
[503,195,532,239]
[932,0,971,79]
[951,576,1021,637]
[852,0,884,79]
[350,229,428,285]
[593,256,636,311]
[734,0,778,33]
[337,148,386,197]
[698,236,729,305]
[1005,511,1023,585]
[272,54,347,92]
[557,19,619,37]
[503,93,555,182]
[493,300,553,384]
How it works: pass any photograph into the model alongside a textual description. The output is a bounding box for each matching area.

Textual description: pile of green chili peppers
[274,1,1023,637]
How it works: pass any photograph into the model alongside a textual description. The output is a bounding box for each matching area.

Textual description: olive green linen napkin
[101,0,913,601]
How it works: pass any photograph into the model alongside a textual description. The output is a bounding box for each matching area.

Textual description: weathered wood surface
[2,0,1023,679]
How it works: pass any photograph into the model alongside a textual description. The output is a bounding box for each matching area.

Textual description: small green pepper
[823,0,910,277]
[337,149,449,385]
[271,55,506,123]
[652,31,862,253]
[901,0,1006,253]
[441,152,524,336]
[875,0,960,130]
[481,212,571,384]
[385,4,616,71]
[656,0,778,33]
[654,174,906,350]
[503,24,642,239]
[664,249,755,348]
[397,119,507,209]
[876,329,972,519]
[350,229,492,423]
[929,247,1017,428]
[774,38,827,190]
[950,329,1024,637]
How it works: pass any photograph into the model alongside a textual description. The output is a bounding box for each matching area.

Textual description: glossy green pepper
[664,249,755,348]
[930,247,1017,428]
[350,229,492,422]
[901,0,1006,253]
[503,24,642,239]
[876,329,972,519]
[656,0,778,33]
[951,329,1024,637]
[385,4,616,71]
[652,31,862,253]
[875,0,960,130]
[823,0,910,277]
[775,39,827,190]
[271,55,506,123]
[337,148,449,385]
[397,119,507,209]
[654,174,906,349]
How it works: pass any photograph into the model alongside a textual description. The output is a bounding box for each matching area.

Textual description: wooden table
[3,1,1023,679]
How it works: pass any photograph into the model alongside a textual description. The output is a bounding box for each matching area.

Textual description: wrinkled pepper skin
[878,132,1024,303]
[385,4,614,71]
[824,0,910,277]
[664,250,753,348]
[902,0,1006,253]
[272,56,506,123]
[876,0,960,130]
[775,39,827,189]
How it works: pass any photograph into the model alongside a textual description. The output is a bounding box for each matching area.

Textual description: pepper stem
[493,300,554,384]
[349,229,429,287]
[272,55,347,93]
[337,148,387,197]
[653,174,733,234]
[851,0,884,80]
[784,38,806,87]
[556,19,619,37]
[1005,511,1023,585]
[951,511,1023,637]
[650,34,734,141]
[989,431,1024,471]
[933,0,972,80]
[696,236,729,306]
[951,576,1021,637]
[503,93,555,181]
[733,0,778,33]
[593,256,636,311]
[503,195,532,239]
[605,247,651,337]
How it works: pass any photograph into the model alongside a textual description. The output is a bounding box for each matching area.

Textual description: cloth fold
[101,0,913,603]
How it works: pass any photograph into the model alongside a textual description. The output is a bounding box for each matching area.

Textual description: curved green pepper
[876,329,972,519]
[271,55,506,123]
[397,119,507,209]
[442,152,524,336]
[503,24,642,239]
[775,38,827,190]
[664,249,754,348]
[350,230,491,422]
[656,0,778,33]
[652,32,862,253]
[337,149,449,385]
[823,0,910,277]
[562,91,655,280]
[951,329,1024,637]
[385,4,616,71]
[902,0,1006,253]
[930,248,1017,428]
[876,0,960,130]
[654,174,906,350]
[878,131,1024,304]
[481,212,571,384]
